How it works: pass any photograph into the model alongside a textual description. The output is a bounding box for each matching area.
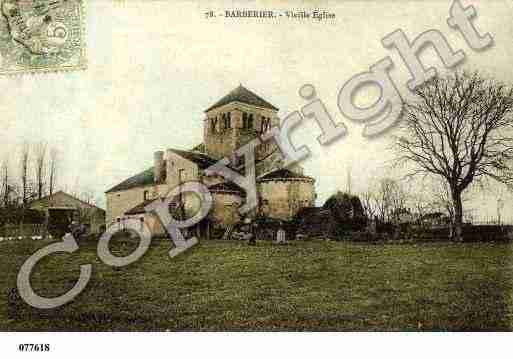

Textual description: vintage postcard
[1,0,513,357]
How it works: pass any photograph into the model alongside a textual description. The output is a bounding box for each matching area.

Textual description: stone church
[105,85,317,236]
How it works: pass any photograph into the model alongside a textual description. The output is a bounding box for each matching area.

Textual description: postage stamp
[0,0,86,75]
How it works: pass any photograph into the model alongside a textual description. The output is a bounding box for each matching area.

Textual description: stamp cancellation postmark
[0,0,86,75]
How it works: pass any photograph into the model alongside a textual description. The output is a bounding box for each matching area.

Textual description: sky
[0,0,512,220]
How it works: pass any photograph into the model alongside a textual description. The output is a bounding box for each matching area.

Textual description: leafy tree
[323,191,366,231]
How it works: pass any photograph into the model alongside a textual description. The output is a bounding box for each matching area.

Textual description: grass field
[1,237,512,331]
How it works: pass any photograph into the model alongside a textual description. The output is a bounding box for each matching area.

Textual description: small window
[143,190,149,201]
[248,114,254,130]
[210,117,217,133]
[223,112,231,129]
[242,113,254,130]
[261,116,271,132]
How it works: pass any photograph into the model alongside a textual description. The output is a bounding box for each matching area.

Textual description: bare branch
[393,71,513,240]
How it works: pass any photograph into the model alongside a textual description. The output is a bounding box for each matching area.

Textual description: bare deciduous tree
[360,190,377,220]
[48,147,58,197]
[374,179,391,222]
[395,72,513,240]
[34,142,47,200]
[346,166,352,195]
[79,190,96,206]
[20,143,30,205]
[429,179,455,232]
[408,192,430,223]
[374,178,406,223]
[1,158,9,207]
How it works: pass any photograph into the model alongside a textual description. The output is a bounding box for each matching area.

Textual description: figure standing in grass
[276,222,286,244]
[243,217,256,246]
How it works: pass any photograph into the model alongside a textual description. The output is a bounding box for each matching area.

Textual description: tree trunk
[43,207,49,240]
[452,190,463,242]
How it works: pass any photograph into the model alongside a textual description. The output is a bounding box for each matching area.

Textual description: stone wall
[209,192,244,228]
[166,150,200,189]
[108,176,316,233]
[255,153,305,177]
[122,190,243,237]
[105,183,168,225]
[120,191,205,239]
[30,191,106,233]
[89,210,106,234]
[258,180,316,221]
[204,102,279,161]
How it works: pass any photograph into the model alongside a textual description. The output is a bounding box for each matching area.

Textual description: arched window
[242,112,254,130]
[242,112,248,129]
[223,112,231,129]
[261,116,271,132]
[210,117,217,133]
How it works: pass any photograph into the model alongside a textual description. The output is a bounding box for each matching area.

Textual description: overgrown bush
[322,192,367,233]
[0,208,45,226]
[462,225,513,242]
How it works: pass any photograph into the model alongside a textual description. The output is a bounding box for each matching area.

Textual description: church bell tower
[203,85,280,163]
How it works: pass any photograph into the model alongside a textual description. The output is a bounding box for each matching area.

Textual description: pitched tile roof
[105,167,158,193]
[168,149,218,169]
[257,168,314,183]
[205,85,279,112]
[29,190,106,212]
[190,143,206,153]
[105,150,224,193]
[124,198,159,215]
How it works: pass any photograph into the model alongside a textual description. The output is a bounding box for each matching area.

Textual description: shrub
[322,192,367,232]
